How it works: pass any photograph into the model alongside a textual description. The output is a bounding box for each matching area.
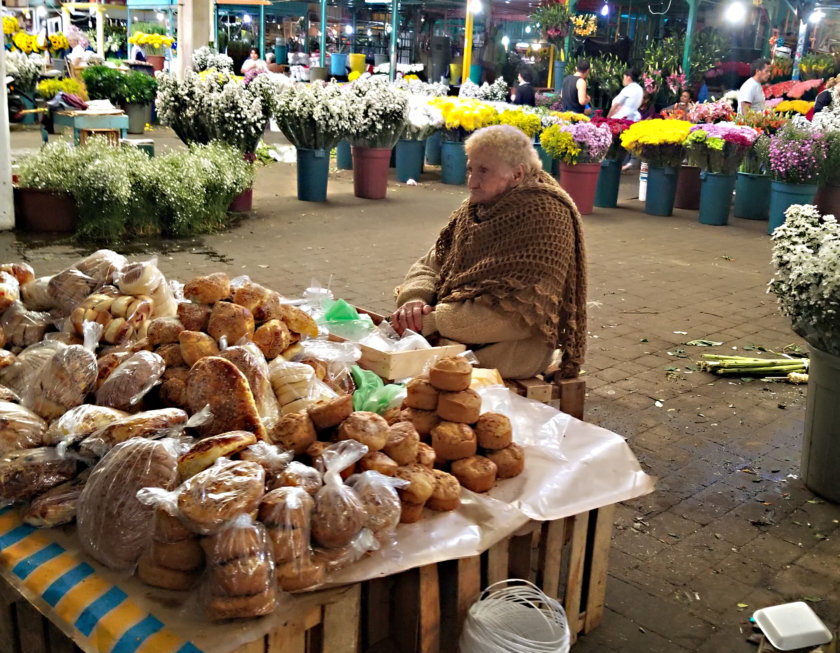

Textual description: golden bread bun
[177,431,258,480]
[475,412,513,450]
[206,587,275,621]
[451,455,498,493]
[399,500,424,524]
[358,451,399,477]
[426,469,461,512]
[428,356,472,392]
[430,421,477,462]
[416,442,436,469]
[337,411,389,452]
[269,413,316,455]
[307,394,354,431]
[399,407,440,437]
[436,389,481,424]
[178,460,265,534]
[136,552,200,590]
[485,442,524,479]
[183,273,231,305]
[394,463,436,505]
[276,558,325,592]
[383,422,420,466]
[404,377,439,411]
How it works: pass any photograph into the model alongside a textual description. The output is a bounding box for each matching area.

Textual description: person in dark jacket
[560,59,591,115]
[512,64,536,106]
[812,76,838,116]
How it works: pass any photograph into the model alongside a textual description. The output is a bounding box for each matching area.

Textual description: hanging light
[243,13,252,23]
[36,6,47,17]
[345,24,353,34]
[525,25,531,33]
[156,11,165,21]
[600,2,609,16]
[809,7,825,22]
[469,0,483,13]
[724,1,747,23]
[501,34,510,49]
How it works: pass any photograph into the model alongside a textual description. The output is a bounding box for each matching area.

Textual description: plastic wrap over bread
[1,302,53,348]
[25,344,98,421]
[0,400,47,455]
[268,359,337,417]
[95,350,165,412]
[0,340,65,397]
[0,446,80,502]
[22,468,91,528]
[310,440,369,550]
[0,271,21,315]
[43,405,129,448]
[219,342,280,430]
[347,470,408,545]
[79,408,189,459]
[77,437,179,570]
[116,259,177,318]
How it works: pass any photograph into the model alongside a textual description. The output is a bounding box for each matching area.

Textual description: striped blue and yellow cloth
[0,505,201,653]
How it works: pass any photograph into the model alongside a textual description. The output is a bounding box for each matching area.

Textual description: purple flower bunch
[686,123,759,174]
[768,122,826,185]
[560,121,613,164]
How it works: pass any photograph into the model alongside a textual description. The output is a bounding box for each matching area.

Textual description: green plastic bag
[350,365,404,414]
[324,299,374,341]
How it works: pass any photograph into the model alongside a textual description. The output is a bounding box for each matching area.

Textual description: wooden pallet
[506,376,586,420]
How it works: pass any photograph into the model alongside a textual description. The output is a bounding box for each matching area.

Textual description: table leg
[73,128,80,146]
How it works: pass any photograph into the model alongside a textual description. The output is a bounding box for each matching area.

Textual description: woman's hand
[390,300,434,335]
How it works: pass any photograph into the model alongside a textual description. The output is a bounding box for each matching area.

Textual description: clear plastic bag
[220,342,280,430]
[22,467,91,528]
[77,437,179,570]
[271,460,323,495]
[1,302,53,348]
[0,446,80,502]
[43,404,129,448]
[237,441,293,481]
[0,262,35,287]
[116,258,177,318]
[347,471,408,545]
[47,267,100,316]
[0,400,47,455]
[313,527,378,575]
[74,249,128,287]
[293,340,361,397]
[310,440,369,549]
[268,358,337,416]
[260,486,313,565]
[0,340,65,396]
[25,344,98,421]
[95,350,166,412]
[0,271,21,315]
[79,407,189,459]
[20,276,53,311]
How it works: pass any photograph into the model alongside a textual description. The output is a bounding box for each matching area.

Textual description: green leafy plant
[81,65,126,104]
[531,3,571,47]
[123,72,157,105]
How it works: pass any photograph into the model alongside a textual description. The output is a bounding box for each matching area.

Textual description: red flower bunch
[591,116,635,158]
[764,80,796,99]
[787,78,824,99]
[734,110,787,134]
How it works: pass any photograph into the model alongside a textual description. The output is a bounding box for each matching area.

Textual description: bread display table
[53,111,129,146]
[0,388,652,653]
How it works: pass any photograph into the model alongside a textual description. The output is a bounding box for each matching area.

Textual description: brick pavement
[7,126,840,651]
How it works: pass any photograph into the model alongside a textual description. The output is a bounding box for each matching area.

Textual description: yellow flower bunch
[550,110,590,123]
[490,109,542,138]
[620,118,692,167]
[128,31,174,54]
[540,124,581,164]
[571,14,598,37]
[48,33,69,52]
[3,15,19,35]
[773,100,814,115]
[11,31,40,53]
[431,97,497,132]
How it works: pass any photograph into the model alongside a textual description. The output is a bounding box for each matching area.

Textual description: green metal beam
[319,0,327,66]
[681,0,697,77]
[389,0,399,80]
[563,0,578,63]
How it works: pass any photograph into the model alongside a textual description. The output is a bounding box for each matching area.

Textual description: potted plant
[128,29,174,71]
[732,110,787,220]
[767,121,826,233]
[432,97,497,184]
[812,99,840,215]
[274,80,351,201]
[81,65,126,104]
[345,75,409,199]
[122,72,158,134]
[620,118,693,216]
[395,96,443,183]
[684,123,759,226]
[14,141,80,232]
[531,3,571,52]
[768,204,840,501]
[191,46,233,73]
[590,116,633,208]
[540,120,612,214]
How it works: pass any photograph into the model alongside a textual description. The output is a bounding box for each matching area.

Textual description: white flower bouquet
[402,95,444,141]
[345,75,409,148]
[6,51,44,93]
[273,80,352,151]
[192,46,234,73]
[394,77,449,97]
[458,77,510,103]
[769,203,840,355]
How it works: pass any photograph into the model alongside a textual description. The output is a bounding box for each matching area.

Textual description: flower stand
[674,165,701,211]
[645,165,680,216]
[559,162,600,215]
[801,345,840,503]
[425,131,443,166]
[297,148,330,202]
[733,172,771,220]
[336,140,353,170]
[352,146,392,199]
[814,185,840,217]
[594,159,622,209]
[768,180,818,234]
[441,140,467,185]
[698,171,736,226]
[395,139,426,183]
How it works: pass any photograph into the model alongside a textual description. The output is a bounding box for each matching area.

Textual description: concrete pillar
[792,17,807,80]
[319,0,326,66]
[0,46,15,231]
[177,0,213,78]
[96,6,105,58]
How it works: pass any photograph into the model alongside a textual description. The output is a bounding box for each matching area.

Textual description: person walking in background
[607,67,643,120]
[738,58,771,114]
[561,59,592,116]
[512,64,536,106]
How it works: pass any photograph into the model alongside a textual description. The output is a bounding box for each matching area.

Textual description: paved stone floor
[7,126,840,651]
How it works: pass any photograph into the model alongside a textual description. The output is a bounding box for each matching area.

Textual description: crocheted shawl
[434,170,587,372]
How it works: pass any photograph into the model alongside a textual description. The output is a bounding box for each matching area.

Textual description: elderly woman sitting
[390,125,587,380]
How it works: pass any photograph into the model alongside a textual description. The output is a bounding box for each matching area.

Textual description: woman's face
[467,147,523,205]
[680,91,690,104]
[250,50,259,60]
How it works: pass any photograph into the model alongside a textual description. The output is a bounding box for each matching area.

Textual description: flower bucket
[733,172,771,220]
[348,53,366,74]
[309,66,329,82]
[645,165,679,216]
[396,139,425,183]
[815,184,840,217]
[674,165,701,210]
[19,94,36,125]
[469,64,482,84]
[801,345,840,502]
[297,148,330,202]
[330,53,348,77]
[535,144,559,176]
[335,140,352,170]
[698,171,736,226]
[441,140,467,185]
[125,103,150,135]
[768,180,818,234]
[559,162,600,215]
[594,158,622,209]
[14,188,78,232]
[146,55,165,72]
[352,146,391,199]
[425,131,443,166]
[228,187,253,212]
[450,63,462,82]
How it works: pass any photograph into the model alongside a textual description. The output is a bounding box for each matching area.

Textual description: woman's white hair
[465,124,542,175]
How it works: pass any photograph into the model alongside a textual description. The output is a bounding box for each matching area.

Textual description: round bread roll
[259,486,314,530]
[150,538,205,572]
[475,412,513,450]
[399,500,424,524]
[399,407,440,438]
[267,526,308,564]
[436,389,481,424]
[270,413,317,455]
[428,356,472,392]
[136,552,200,591]
[207,587,275,621]
[307,395,353,431]
[211,555,273,596]
[451,456,498,493]
[353,475,402,537]
[276,558,325,592]
[201,523,267,564]
[382,406,402,425]
[146,317,185,347]
[394,463,436,505]
[358,451,398,477]
[337,411,389,452]
[416,442,436,469]
[404,378,439,411]
[184,273,231,305]
[177,461,265,534]
[154,508,193,543]
[306,442,356,481]
[426,470,462,512]
[485,443,524,479]
[273,461,322,496]
[310,484,367,549]
[253,319,291,360]
[177,302,212,332]
[430,421,477,462]
[207,301,255,345]
[383,422,420,466]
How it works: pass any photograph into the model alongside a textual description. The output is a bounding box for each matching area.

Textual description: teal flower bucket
[297,148,330,202]
[698,171,736,226]
[594,158,622,209]
[396,139,425,182]
[425,131,442,166]
[336,140,352,170]
[733,172,770,220]
[768,180,818,234]
[535,144,559,176]
[645,165,679,216]
[441,140,467,185]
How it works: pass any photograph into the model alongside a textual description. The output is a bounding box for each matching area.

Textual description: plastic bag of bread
[201,515,276,620]
[237,441,292,483]
[219,343,280,429]
[22,468,91,528]
[1,302,53,349]
[95,350,166,412]
[293,340,360,396]
[74,250,127,287]
[268,359,336,416]
[260,486,313,567]
[0,271,20,315]
[47,267,100,316]
[24,342,98,421]
[79,408,189,459]
[347,471,408,546]
[0,340,65,397]
[0,447,80,502]
[0,401,47,455]
[0,263,34,288]
[20,276,53,311]
[313,527,378,576]
[44,405,129,448]
[270,460,322,495]
[310,440,369,549]
[116,258,177,318]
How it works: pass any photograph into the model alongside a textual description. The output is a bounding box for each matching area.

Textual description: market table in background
[52,111,129,146]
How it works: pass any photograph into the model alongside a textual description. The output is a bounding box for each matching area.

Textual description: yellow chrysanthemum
[773,100,814,115]
[3,15,19,35]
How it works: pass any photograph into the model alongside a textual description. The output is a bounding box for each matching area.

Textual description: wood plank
[0,586,19,653]
[362,577,392,649]
[583,504,616,633]
[267,627,306,653]
[516,378,553,403]
[564,511,590,644]
[16,600,47,653]
[556,378,586,419]
[418,564,441,653]
[236,638,268,653]
[323,584,361,653]
[539,518,567,599]
[46,619,78,653]
[392,569,420,653]
[486,538,510,586]
[455,556,481,644]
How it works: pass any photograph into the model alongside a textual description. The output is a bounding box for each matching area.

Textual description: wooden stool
[505,376,586,419]
[79,128,120,147]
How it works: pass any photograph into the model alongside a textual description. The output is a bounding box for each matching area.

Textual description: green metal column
[389,0,399,80]
[260,5,265,58]
[681,0,697,78]
[319,0,327,66]
[563,0,578,64]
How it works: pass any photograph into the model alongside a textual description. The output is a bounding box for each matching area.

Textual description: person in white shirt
[66,35,87,65]
[738,58,771,114]
[607,67,643,121]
